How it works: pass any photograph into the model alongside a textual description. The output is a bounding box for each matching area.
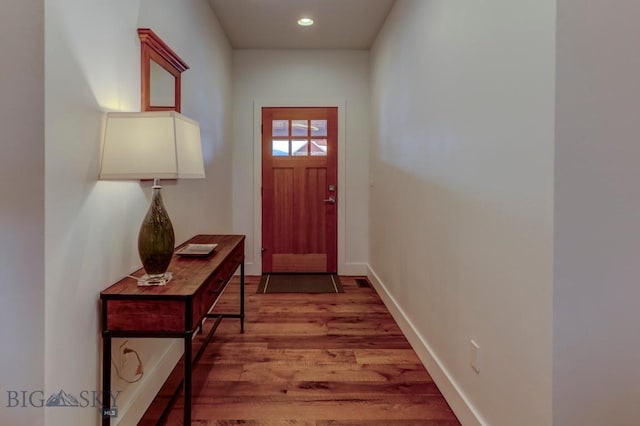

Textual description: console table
[100,234,245,425]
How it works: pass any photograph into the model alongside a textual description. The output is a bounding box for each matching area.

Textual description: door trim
[249,98,354,276]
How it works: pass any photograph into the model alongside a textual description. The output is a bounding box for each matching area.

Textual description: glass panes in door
[310,139,327,156]
[291,120,308,137]
[272,119,329,157]
[310,120,327,136]
[272,139,289,156]
[272,120,288,137]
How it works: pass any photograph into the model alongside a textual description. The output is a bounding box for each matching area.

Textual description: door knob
[323,196,336,203]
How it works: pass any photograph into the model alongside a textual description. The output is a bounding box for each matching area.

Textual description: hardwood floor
[140,276,460,425]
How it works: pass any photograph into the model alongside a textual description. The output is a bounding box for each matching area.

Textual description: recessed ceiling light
[297,17,314,27]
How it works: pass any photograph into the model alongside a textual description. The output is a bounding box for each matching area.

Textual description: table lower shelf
[137,313,242,424]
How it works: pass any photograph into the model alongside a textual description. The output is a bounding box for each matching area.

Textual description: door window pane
[272,139,289,156]
[272,120,288,136]
[310,120,327,137]
[291,120,308,137]
[310,139,327,156]
[292,140,308,156]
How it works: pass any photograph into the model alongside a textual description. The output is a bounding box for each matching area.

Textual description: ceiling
[208,0,396,49]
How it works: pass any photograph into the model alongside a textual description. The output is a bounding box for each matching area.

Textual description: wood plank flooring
[139,276,460,425]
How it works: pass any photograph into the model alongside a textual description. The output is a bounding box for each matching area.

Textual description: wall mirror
[138,28,189,112]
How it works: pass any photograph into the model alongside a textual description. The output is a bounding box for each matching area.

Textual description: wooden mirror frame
[138,28,189,112]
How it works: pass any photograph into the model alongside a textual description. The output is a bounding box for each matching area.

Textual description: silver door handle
[323,196,336,203]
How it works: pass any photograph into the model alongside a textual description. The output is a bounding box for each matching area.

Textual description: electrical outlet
[470,340,480,373]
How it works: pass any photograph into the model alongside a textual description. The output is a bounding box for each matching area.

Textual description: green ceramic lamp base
[137,178,175,286]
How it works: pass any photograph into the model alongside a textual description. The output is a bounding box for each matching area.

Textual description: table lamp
[99,111,205,285]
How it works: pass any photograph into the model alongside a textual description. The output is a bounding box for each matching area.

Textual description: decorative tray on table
[175,243,218,257]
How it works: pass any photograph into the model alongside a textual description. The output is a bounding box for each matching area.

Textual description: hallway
[142,276,460,425]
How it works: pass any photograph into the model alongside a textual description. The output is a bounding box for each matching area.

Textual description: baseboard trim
[366,265,485,426]
[242,261,261,277]
[339,262,368,276]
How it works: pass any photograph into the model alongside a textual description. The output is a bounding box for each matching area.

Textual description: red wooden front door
[262,107,338,273]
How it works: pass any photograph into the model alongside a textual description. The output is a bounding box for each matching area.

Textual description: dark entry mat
[257,274,344,294]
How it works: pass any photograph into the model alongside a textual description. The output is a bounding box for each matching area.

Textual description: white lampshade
[100,111,205,180]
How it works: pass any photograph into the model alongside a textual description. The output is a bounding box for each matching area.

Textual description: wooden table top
[100,234,245,299]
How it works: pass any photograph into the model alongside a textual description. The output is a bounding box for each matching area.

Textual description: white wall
[554,1,640,424]
[44,0,232,424]
[232,50,370,276]
[369,1,555,424]
[0,2,45,425]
